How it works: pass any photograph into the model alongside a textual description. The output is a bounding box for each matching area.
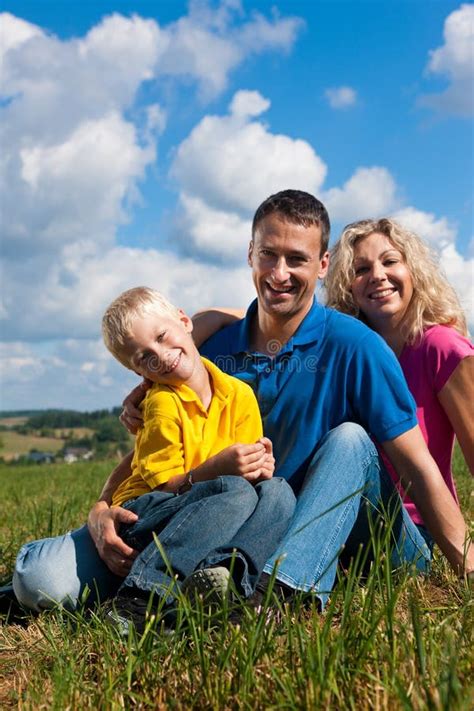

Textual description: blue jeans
[119,476,295,602]
[13,476,294,611]
[264,423,432,608]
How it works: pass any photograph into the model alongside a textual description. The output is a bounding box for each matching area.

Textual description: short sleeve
[349,330,418,442]
[234,383,264,443]
[423,326,474,393]
[133,389,185,488]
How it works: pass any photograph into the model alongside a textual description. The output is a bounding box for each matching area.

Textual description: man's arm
[192,308,244,347]
[87,450,139,577]
[382,426,473,575]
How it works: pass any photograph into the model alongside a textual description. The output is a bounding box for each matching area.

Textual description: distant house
[27,451,55,465]
[63,447,94,464]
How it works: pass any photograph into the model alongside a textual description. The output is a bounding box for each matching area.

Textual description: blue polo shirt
[200,298,417,491]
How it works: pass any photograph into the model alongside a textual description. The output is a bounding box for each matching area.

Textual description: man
[13,190,473,612]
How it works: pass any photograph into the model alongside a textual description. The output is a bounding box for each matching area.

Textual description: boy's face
[122,311,199,385]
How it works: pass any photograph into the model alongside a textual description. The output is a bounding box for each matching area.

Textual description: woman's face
[351,232,414,332]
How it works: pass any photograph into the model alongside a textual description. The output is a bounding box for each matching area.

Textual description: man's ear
[247,240,254,267]
[318,251,330,280]
[178,309,193,333]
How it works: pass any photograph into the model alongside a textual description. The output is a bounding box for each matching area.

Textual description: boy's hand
[120,379,151,434]
[254,437,275,481]
[195,438,274,482]
[87,502,139,577]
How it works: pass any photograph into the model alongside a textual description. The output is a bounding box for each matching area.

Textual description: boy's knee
[257,478,296,516]
[13,540,79,612]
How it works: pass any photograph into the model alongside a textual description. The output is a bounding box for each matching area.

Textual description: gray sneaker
[182,566,231,604]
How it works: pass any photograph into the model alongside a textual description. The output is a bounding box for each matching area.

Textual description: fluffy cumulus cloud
[0,4,303,409]
[418,3,474,117]
[170,90,328,260]
[324,86,357,109]
[322,167,398,224]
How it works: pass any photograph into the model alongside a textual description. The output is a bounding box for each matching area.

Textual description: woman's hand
[87,501,139,577]
[119,380,151,434]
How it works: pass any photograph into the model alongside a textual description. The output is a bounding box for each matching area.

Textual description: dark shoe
[105,588,175,637]
[0,582,30,625]
[182,566,232,605]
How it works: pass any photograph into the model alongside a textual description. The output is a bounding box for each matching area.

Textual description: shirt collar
[237,296,326,354]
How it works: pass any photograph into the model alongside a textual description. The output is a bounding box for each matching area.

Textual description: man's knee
[321,422,375,454]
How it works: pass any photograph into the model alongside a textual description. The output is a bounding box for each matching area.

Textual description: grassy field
[0,453,472,709]
[0,431,66,459]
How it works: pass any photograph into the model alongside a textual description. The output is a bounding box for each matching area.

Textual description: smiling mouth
[164,352,182,373]
[369,288,397,300]
[266,282,295,296]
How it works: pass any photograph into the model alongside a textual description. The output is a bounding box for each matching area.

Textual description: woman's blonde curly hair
[325,217,467,344]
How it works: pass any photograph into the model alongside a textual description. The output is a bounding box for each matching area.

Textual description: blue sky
[1,1,473,411]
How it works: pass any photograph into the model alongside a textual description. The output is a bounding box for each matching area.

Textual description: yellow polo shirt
[112,358,263,506]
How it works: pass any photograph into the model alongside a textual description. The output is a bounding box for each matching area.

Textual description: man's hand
[119,380,151,434]
[87,501,139,577]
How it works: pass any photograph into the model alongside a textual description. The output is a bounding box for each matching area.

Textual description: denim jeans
[13,476,294,611]
[119,476,295,602]
[264,423,432,608]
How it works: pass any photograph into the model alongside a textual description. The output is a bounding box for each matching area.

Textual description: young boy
[101,287,295,633]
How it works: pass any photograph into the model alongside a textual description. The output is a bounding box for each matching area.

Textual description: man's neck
[250,305,311,355]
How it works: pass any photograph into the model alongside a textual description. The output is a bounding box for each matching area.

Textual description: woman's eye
[354,266,368,275]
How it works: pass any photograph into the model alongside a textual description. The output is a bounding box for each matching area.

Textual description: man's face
[248,214,329,321]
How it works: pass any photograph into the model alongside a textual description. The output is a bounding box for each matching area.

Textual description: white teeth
[268,283,292,293]
[167,353,181,372]
[370,288,395,300]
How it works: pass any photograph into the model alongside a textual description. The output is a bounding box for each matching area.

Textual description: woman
[325,218,473,540]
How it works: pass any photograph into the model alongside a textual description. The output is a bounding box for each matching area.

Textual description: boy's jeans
[13,424,432,612]
[13,476,294,610]
[119,476,296,602]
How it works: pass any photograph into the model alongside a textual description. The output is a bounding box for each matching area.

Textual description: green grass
[0,456,473,709]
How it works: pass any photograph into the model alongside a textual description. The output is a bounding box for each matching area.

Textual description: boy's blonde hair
[325,218,467,344]
[102,286,181,368]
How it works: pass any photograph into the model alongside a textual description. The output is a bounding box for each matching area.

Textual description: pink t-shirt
[383,324,473,525]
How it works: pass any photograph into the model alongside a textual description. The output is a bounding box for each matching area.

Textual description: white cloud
[0,6,304,408]
[158,2,303,98]
[0,12,42,61]
[323,167,398,223]
[324,86,357,109]
[170,90,327,259]
[391,207,456,248]
[418,4,474,116]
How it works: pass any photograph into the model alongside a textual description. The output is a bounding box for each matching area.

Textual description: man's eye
[260,250,274,257]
